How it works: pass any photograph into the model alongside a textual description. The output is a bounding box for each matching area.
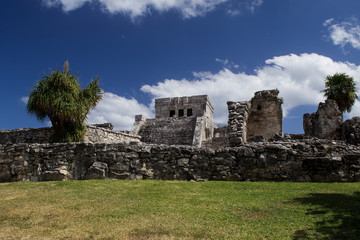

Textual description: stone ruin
[130,90,284,148]
[227,89,283,146]
[303,100,343,139]
[130,95,216,147]
[1,89,360,183]
[2,89,358,148]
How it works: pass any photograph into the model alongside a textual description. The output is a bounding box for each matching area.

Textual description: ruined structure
[131,90,283,148]
[131,95,215,147]
[1,89,360,183]
[227,90,283,146]
[303,100,343,139]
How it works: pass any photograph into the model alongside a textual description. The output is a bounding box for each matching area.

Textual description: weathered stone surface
[227,101,250,146]
[303,100,342,139]
[227,90,283,146]
[133,95,215,147]
[1,140,360,183]
[0,125,140,145]
[247,89,283,141]
[83,161,108,180]
[336,117,360,145]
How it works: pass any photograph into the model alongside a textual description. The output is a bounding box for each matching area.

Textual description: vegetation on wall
[27,61,103,142]
[322,73,358,114]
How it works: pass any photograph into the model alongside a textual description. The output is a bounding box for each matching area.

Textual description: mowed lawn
[0,180,359,240]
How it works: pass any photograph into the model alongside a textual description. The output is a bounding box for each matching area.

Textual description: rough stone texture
[137,117,197,146]
[84,125,140,144]
[247,90,283,141]
[336,117,360,145]
[227,101,251,146]
[155,95,213,120]
[304,100,343,139]
[130,115,147,135]
[0,125,140,145]
[227,90,283,146]
[1,140,359,183]
[202,126,230,149]
[133,95,215,147]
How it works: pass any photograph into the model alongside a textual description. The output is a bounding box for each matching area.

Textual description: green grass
[0,180,359,240]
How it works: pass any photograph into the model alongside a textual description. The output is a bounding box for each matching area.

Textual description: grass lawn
[0,180,359,240]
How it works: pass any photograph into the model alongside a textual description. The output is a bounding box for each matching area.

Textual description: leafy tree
[322,73,358,113]
[27,61,103,142]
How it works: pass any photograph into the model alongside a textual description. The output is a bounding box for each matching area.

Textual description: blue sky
[1,0,360,133]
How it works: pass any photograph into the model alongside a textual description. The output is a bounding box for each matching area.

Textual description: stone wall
[336,117,360,145]
[227,101,250,146]
[137,117,197,146]
[0,125,140,145]
[247,90,283,141]
[1,140,359,183]
[84,125,141,144]
[227,90,283,146]
[155,95,214,120]
[303,100,343,139]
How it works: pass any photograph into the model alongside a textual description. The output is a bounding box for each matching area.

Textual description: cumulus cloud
[87,92,153,130]
[141,53,360,124]
[21,53,360,131]
[42,0,263,18]
[324,18,360,50]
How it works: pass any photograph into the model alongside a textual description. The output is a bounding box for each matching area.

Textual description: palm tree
[27,61,103,142]
[322,73,358,114]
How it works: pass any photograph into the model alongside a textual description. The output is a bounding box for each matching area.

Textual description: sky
[1,0,360,133]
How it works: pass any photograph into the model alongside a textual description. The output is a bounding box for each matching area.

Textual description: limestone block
[83,161,108,180]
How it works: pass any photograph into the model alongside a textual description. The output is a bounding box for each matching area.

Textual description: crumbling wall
[0,125,140,144]
[227,90,283,146]
[247,90,283,141]
[303,100,342,139]
[137,117,197,146]
[227,101,250,146]
[336,117,360,145]
[1,140,359,183]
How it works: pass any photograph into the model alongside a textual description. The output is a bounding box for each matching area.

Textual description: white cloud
[87,92,153,130]
[42,0,263,19]
[22,53,360,131]
[247,0,263,13]
[215,58,240,69]
[20,96,29,104]
[324,18,360,50]
[141,53,360,124]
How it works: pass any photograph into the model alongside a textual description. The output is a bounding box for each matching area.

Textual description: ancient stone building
[303,100,343,139]
[227,90,283,146]
[131,95,215,147]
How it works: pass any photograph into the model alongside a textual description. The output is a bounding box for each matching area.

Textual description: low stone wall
[0,126,140,144]
[84,125,140,144]
[1,139,359,183]
[0,128,54,144]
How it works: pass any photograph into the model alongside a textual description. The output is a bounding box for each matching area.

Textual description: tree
[27,61,103,142]
[322,73,358,114]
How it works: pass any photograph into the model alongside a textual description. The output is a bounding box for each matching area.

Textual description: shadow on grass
[293,191,360,240]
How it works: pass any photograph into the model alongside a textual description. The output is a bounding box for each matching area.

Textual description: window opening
[178,109,184,117]
[170,110,176,117]
[187,108,193,116]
